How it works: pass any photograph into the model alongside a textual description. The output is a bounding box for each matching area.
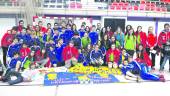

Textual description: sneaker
[159,75,164,78]
[160,77,165,82]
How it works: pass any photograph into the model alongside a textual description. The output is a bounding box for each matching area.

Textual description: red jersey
[147,33,157,48]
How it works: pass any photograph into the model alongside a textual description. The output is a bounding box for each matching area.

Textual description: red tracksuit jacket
[62,46,79,61]
[135,31,147,48]
[1,32,14,47]
[147,33,157,48]
[136,51,152,66]
[20,48,31,58]
[158,31,170,47]
[106,48,120,64]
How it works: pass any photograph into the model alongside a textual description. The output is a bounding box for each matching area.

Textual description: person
[90,44,104,67]
[47,46,58,68]
[38,21,47,33]
[158,23,170,70]
[118,48,129,65]
[15,20,26,33]
[78,50,87,66]
[83,44,93,66]
[43,28,52,43]
[136,44,152,71]
[96,23,102,32]
[81,32,91,49]
[106,44,120,68]
[52,29,60,44]
[1,30,15,67]
[72,24,78,33]
[62,41,79,68]
[89,25,99,45]
[119,60,139,82]
[124,28,136,57]
[106,26,114,39]
[34,25,41,37]
[78,25,86,38]
[19,43,31,59]
[71,32,82,49]
[135,26,147,50]
[101,34,110,50]
[23,51,35,69]
[29,33,40,47]
[100,27,106,40]
[55,39,66,67]
[7,38,22,63]
[120,57,165,82]
[160,40,170,72]
[109,36,121,49]
[115,27,125,48]
[64,24,74,44]
[146,26,157,70]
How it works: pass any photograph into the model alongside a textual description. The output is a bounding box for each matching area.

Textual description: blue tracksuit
[78,53,88,66]
[71,37,81,49]
[130,61,160,81]
[53,34,60,44]
[43,34,51,43]
[78,29,85,38]
[121,64,134,75]
[64,29,74,44]
[7,43,22,58]
[8,57,23,69]
[90,49,104,61]
[55,43,66,63]
[59,33,67,44]
[58,27,62,33]
[29,37,40,47]
[89,32,99,45]
[100,46,106,56]
[47,50,58,65]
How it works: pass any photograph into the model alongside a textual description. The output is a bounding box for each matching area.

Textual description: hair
[47,23,51,26]
[54,23,58,26]
[164,23,169,28]
[125,25,132,35]
[72,24,77,31]
[19,20,24,24]
[38,21,42,24]
[127,28,135,39]
[137,44,144,59]
[136,26,142,34]
[85,26,90,33]
[116,26,123,34]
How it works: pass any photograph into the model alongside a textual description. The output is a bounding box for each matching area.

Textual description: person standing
[146,26,157,70]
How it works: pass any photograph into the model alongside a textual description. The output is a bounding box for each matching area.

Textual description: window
[57,0,62,3]
[50,0,56,3]
[44,0,50,3]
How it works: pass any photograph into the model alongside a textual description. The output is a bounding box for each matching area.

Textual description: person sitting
[106,44,120,68]
[90,44,104,67]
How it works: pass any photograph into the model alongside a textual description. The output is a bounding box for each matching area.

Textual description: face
[13,39,18,43]
[127,26,131,30]
[95,45,99,51]
[104,35,108,40]
[129,29,133,34]
[11,30,17,34]
[19,21,24,27]
[86,27,90,31]
[117,27,121,33]
[111,44,116,50]
[73,25,76,30]
[7,30,11,34]
[139,45,143,51]
[54,24,58,28]
[107,27,110,31]
[69,43,74,47]
[50,47,54,51]
[148,27,153,33]
[137,27,142,32]
[92,26,96,31]
[30,52,35,56]
[164,25,169,31]
[128,57,133,63]
[67,25,71,29]
[23,44,27,48]
[123,60,128,65]
[102,28,106,32]
[14,54,19,58]
[47,24,51,28]
[42,49,45,53]
[111,37,115,42]
[87,44,91,50]
[59,39,63,44]
[35,26,40,31]
[97,23,101,28]
[38,22,43,27]
[54,30,59,35]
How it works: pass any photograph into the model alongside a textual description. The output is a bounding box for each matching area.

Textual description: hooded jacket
[62,46,79,61]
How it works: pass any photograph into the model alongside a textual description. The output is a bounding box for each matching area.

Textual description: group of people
[0,19,170,85]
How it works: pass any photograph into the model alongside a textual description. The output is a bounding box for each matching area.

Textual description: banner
[44,72,119,86]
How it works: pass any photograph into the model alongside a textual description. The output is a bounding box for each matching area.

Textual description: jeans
[160,56,170,71]
[2,69,23,85]
[146,48,156,68]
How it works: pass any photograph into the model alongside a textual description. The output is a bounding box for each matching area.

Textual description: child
[89,25,99,45]
[19,43,31,58]
[64,24,74,44]
[52,29,60,44]
[43,28,52,43]
[78,25,86,38]
[62,41,79,68]
[71,32,82,49]
[106,44,120,68]
[47,46,58,67]
[118,48,129,65]
[81,32,91,49]
[55,39,66,67]
[90,44,104,67]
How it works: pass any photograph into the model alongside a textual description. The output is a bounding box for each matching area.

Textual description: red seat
[116,5,121,10]
[122,5,128,10]
[156,7,161,11]
[128,6,133,10]
[110,5,116,10]
[112,2,118,6]
[119,2,124,6]
[145,6,151,11]
[76,3,82,8]
[150,6,156,11]
[124,2,129,6]
[139,4,145,10]
[134,5,139,10]
[161,7,167,12]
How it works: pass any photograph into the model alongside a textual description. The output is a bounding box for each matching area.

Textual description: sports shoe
[160,77,165,82]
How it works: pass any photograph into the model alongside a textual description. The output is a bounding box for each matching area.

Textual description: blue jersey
[121,64,134,75]
[89,32,99,45]
[90,49,103,61]
[64,29,74,44]
[8,57,23,69]
[7,43,22,58]
[55,43,66,62]
[78,29,85,38]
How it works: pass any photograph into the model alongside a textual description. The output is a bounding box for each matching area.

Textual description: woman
[115,27,125,48]
[109,36,121,49]
[135,26,147,50]
[1,30,15,67]
[125,25,132,35]
[71,24,77,33]
[101,34,110,50]
[124,28,136,57]
[81,32,91,49]
[146,26,157,70]
[106,26,114,39]
[100,27,106,39]
[85,26,90,33]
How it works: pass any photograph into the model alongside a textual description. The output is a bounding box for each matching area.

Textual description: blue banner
[44,72,119,86]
